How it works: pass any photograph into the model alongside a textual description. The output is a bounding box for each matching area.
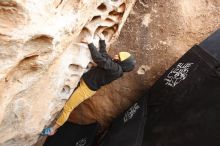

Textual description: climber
[41,34,136,136]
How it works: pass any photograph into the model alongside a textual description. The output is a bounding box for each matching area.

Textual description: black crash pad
[100,95,148,146]
[44,122,99,146]
[143,29,220,146]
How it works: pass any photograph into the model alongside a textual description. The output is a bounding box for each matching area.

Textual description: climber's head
[114,52,136,72]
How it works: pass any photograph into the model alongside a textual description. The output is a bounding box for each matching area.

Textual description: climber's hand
[40,127,56,136]
[81,38,89,44]
[81,35,93,44]
[97,32,105,40]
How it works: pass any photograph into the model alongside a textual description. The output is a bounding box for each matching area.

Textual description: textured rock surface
[0,0,135,145]
[1,0,220,146]
[69,0,220,128]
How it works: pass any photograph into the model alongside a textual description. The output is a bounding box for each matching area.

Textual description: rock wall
[1,0,220,146]
[0,0,136,145]
[69,0,220,130]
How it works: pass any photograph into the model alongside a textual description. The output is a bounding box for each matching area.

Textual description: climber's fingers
[81,34,94,44]
[81,40,88,44]
[97,32,105,40]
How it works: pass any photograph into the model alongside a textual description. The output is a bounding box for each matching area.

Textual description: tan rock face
[0,0,136,145]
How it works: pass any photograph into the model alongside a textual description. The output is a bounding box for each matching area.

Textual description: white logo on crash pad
[124,103,140,123]
[75,138,87,146]
[164,63,194,87]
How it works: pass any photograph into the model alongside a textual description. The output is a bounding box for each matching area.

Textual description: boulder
[0,0,135,145]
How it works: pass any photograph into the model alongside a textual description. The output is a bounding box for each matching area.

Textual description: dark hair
[118,55,136,72]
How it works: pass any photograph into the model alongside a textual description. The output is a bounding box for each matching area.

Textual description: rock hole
[117,3,126,13]
[79,27,92,37]
[61,85,70,94]
[81,27,91,35]
[109,10,122,16]
[105,18,115,23]
[78,27,92,42]
[107,14,122,22]
[102,30,110,37]
[18,55,39,71]
[102,24,118,35]
[97,3,107,11]
[102,27,115,41]
[109,11,124,21]
[69,64,82,73]
[94,26,108,35]
[112,24,119,32]
[5,54,40,82]
[24,35,53,54]
[0,1,26,32]
[108,10,124,22]
[91,15,101,22]
[30,35,53,43]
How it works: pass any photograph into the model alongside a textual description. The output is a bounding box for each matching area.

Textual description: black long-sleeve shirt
[82,40,123,91]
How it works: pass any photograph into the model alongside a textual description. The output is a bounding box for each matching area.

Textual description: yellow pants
[56,79,96,126]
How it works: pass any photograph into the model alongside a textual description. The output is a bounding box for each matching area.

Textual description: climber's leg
[41,79,96,136]
[56,79,96,126]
